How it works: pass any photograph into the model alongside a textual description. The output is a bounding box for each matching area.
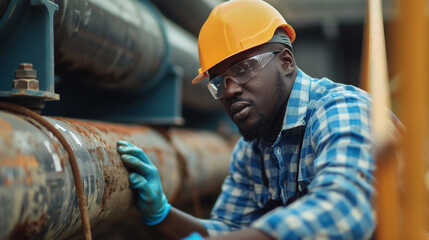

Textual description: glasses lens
[206,51,278,99]
[207,76,225,99]
[229,58,261,84]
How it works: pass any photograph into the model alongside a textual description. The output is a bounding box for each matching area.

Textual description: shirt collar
[282,68,311,130]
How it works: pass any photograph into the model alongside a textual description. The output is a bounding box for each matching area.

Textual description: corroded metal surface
[0,111,233,239]
[168,129,231,203]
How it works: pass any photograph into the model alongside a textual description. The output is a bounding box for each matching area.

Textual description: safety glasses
[207,50,281,99]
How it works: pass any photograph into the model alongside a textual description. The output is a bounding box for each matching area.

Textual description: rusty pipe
[0,111,232,240]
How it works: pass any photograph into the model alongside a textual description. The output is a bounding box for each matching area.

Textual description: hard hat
[192,0,296,84]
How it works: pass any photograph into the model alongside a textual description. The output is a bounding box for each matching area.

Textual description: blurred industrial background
[40,0,395,128]
[0,0,411,239]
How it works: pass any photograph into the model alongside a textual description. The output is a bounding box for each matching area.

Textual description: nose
[223,77,243,100]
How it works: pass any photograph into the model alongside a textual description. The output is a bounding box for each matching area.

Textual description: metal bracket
[44,65,184,125]
[0,0,59,103]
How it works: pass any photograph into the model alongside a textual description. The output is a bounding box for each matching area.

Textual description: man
[117,0,375,239]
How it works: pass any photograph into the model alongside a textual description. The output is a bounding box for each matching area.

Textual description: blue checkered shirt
[201,69,375,239]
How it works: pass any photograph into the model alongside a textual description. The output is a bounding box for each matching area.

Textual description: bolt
[13,63,39,91]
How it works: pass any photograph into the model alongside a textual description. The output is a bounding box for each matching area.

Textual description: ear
[279,48,295,75]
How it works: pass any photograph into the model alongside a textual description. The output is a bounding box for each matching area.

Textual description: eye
[231,61,255,75]
[214,81,222,88]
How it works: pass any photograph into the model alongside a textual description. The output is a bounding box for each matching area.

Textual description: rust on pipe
[168,128,231,204]
[0,111,232,240]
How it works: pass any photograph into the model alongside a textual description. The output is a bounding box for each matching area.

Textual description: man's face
[209,44,296,142]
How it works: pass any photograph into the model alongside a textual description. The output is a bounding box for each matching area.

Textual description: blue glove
[117,140,171,225]
[181,232,204,240]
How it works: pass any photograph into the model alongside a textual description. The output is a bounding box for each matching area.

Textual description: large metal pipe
[163,18,219,112]
[53,0,165,90]
[0,0,9,21]
[150,0,224,36]
[52,0,219,112]
[0,110,232,240]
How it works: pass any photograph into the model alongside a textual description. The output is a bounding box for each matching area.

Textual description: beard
[239,78,286,142]
[239,113,272,142]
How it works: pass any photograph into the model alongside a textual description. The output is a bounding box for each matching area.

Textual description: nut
[13,79,39,90]
[15,63,37,79]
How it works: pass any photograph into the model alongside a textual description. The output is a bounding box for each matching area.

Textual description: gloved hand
[117,140,171,225]
[181,232,204,240]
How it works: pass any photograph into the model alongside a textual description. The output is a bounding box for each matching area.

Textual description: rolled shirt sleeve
[201,140,267,235]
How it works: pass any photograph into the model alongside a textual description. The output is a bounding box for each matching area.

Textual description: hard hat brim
[192,71,208,84]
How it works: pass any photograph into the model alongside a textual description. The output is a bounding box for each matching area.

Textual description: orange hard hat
[192,0,295,84]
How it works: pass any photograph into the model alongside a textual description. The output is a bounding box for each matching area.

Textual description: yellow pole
[361,0,401,238]
[366,0,391,144]
[374,148,401,240]
[396,0,428,238]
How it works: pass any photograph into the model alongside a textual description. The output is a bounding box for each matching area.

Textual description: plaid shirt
[201,69,375,239]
